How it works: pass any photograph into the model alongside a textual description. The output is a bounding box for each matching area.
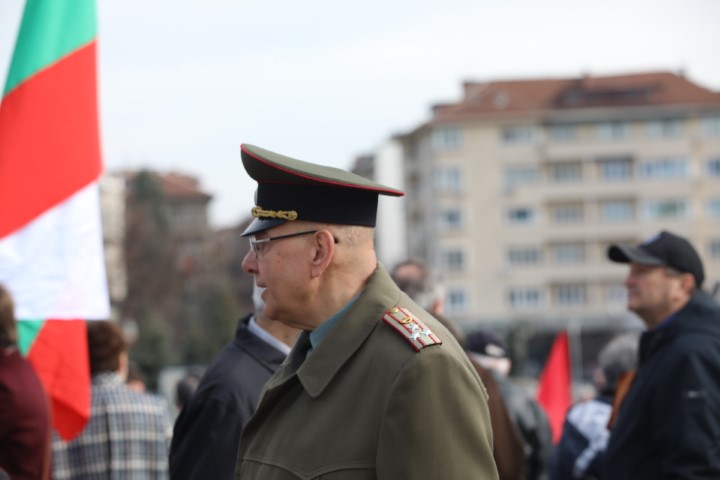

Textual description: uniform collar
[279,264,400,398]
[307,293,360,355]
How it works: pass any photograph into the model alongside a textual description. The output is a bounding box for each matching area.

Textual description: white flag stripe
[0,182,110,319]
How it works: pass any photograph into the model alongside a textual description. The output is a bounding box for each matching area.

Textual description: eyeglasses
[248,230,318,258]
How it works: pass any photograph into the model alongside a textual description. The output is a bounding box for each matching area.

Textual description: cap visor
[241,218,287,237]
[608,245,665,265]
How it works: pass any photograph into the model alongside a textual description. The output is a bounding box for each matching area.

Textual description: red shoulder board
[382,307,443,352]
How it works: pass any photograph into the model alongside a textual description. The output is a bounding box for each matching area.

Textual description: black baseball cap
[465,330,509,359]
[239,144,404,236]
[607,231,705,288]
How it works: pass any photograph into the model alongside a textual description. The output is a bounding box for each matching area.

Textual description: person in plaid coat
[52,321,172,479]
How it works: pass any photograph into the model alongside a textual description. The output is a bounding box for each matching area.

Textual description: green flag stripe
[3,0,96,97]
[18,319,45,356]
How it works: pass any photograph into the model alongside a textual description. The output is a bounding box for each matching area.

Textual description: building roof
[124,170,213,201]
[157,172,212,201]
[429,71,720,123]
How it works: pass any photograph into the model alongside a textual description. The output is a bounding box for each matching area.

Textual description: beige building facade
[397,71,720,329]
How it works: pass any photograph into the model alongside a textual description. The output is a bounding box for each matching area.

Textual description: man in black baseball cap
[603,231,720,479]
[608,230,705,290]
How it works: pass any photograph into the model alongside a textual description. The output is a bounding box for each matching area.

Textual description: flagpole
[568,319,582,403]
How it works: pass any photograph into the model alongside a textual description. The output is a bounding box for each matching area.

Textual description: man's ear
[309,230,335,278]
[679,272,696,294]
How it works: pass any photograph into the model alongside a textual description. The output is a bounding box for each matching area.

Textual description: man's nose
[242,250,258,275]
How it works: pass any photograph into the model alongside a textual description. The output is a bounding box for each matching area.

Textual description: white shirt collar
[247,315,292,356]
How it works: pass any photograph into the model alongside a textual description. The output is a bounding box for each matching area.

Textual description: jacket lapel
[297,264,401,398]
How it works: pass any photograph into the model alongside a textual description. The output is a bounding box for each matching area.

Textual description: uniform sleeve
[169,395,251,480]
[652,347,720,478]
[377,349,499,480]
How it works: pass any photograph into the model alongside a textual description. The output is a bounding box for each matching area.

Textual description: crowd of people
[1,144,719,479]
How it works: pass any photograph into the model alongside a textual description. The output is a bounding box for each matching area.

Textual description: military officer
[235,144,498,479]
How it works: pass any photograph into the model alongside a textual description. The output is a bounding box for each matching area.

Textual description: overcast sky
[1,0,719,227]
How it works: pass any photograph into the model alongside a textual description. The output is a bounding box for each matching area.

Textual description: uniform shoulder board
[382,307,443,352]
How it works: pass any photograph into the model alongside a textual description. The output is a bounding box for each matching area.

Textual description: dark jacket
[603,291,720,479]
[549,394,613,480]
[470,358,526,480]
[235,265,498,479]
[0,349,51,480]
[169,316,287,479]
[495,372,554,480]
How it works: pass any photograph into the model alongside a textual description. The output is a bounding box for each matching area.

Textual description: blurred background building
[384,71,720,328]
[358,70,720,379]
[98,69,720,387]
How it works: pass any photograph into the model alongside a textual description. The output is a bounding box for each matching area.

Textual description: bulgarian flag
[0,0,109,440]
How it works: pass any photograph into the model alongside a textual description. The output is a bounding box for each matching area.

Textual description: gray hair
[598,333,639,389]
[305,223,374,248]
[331,224,373,248]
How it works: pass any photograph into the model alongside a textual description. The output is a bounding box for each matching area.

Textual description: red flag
[536,331,572,443]
[0,0,108,440]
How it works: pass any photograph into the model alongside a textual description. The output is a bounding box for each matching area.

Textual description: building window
[644,199,688,220]
[600,200,634,222]
[507,247,543,266]
[707,198,720,219]
[551,203,583,224]
[548,124,577,142]
[552,243,586,264]
[441,249,465,273]
[645,118,683,138]
[437,208,463,230]
[553,284,587,306]
[598,157,633,180]
[707,158,720,177]
[638,157,688,179]
[549,162,583,183]
[506,207,536,225]
[701,115,720,137]
[508,287,544,309]
[433,167,463,193]
[431,127,462,151]
[596,121,628,140]
[501,125,536,145]
[709,240,720,258]
[504,165,540,187]
[445,288,467,314]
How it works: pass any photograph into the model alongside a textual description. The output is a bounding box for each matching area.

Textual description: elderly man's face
[242,224,315,325]
[624,263,687,327]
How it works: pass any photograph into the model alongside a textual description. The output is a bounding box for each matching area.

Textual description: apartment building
[99,171,127,321]
[397,71,720,329]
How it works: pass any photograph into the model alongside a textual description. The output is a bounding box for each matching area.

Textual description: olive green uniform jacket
[235,265,498,479]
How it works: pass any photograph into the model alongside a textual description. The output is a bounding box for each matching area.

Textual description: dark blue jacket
[603,291,720,479]
[549,394,612,480]
[169,315,287,479]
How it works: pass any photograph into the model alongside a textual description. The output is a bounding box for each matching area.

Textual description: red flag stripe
[0,41,101,238]
[26,319,90,440]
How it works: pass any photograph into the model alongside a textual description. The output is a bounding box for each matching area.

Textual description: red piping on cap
[241,144,404,196]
